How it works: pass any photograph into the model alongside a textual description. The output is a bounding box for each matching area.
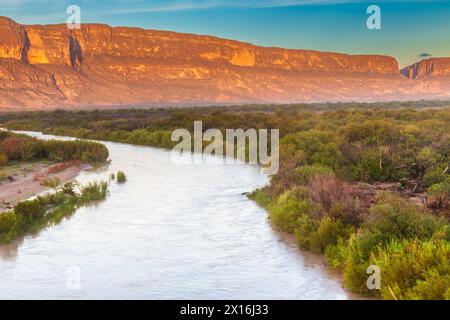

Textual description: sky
[1,0,450,67]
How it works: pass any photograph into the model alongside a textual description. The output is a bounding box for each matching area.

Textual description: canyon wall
[401,58,450,79]
[1,16,450,110]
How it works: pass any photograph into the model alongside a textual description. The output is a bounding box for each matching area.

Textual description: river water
[0,132,351,299]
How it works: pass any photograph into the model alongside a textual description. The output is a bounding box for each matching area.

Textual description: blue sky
[1,0,449,67]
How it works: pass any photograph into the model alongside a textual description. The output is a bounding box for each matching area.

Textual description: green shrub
[14,199,46,224]
[371,239,450,300]
[309,218,353,253]
[360,193,447,257]
[0,211,17,233]
[268,191,316,233]
[80,181,108,202]
[116,171,127,184]
[0,153,7,167]
[248,188,271,207]
[294,164,334,185]
[294,213,317,249]
[428,177,450,202]
[42,177,61,188]
[423,167,448,187]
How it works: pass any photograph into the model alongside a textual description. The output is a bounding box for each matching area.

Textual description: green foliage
[0,180,109,244]
[0,132,108,165]
[3,104,450,300]
[116,171,127,184]
[247,188,272,208]
[367,194,445,239]
[371,239,450,300]
[428,176,450,199]
[42,177,61,189]
[80,181,108,202]
[308,218,354,253]
[294,164,333,184]
[423,167,448,187]
[0,153,7,167]
[268,191,316,233]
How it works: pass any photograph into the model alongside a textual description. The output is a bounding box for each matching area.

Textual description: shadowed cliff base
[2,16,450,110]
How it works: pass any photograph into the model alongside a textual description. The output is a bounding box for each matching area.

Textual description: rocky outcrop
[401,58,450,79]
[1,16,450,110]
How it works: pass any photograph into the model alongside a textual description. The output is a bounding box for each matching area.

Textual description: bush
[309,218,353,253]
[423,167,448,188]
[307,174,368,224]
[371,239,450,300]
[0,211,17,233]
[248,188,271,207]
[0,153,7,166]
[365,193,445,238]
[14,199,46,224]
[268,191,316,233]
[294,164,333,184]
[80,181,108,202]
[116,171,127,184]
[42,177,61,188]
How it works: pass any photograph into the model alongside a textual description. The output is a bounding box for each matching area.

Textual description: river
[0,132,351,299]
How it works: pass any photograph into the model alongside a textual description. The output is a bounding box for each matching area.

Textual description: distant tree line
[0,131,109,167]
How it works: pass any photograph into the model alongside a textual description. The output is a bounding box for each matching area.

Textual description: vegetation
[1,102,450,299]
[0,180,109,244]
[116,171,127,184]
[0,131,109,168]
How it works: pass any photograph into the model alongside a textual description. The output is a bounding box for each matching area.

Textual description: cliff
[1,16,450,110]
[401,58,450,80]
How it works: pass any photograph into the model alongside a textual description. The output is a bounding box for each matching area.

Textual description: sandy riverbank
[0,161,90,212]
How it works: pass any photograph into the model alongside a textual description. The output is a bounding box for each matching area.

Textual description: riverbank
[0,131,351,299]
[2,108,449,300]
[0,160,91,212]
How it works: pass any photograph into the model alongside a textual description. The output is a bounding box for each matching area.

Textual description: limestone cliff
[1,16,450,110]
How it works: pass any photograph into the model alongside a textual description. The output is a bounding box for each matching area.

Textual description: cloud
[108,0,449,14]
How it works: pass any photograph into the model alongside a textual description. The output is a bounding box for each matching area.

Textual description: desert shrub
[294,213,317,249]
[307,174,368,224]
[357,194,447,259]
[116,171,127,184]
[42,177,61,188]
[248,187,271,207]
[268,191,317,233]
[423,167,448,187]
[427,177,450,210]
[0,153,7,167]
[294,164,333,184]
[371,239,450,300]
[309,218,354,253]
[0,136,23,160]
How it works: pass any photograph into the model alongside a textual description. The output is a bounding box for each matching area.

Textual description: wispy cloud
[106,0,449,14]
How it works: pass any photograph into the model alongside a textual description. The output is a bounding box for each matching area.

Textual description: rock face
[401,58,450,79]
[1,16,450,110]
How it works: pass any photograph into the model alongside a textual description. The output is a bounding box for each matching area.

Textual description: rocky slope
[1,16,450,110]
[401,58,450,79]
